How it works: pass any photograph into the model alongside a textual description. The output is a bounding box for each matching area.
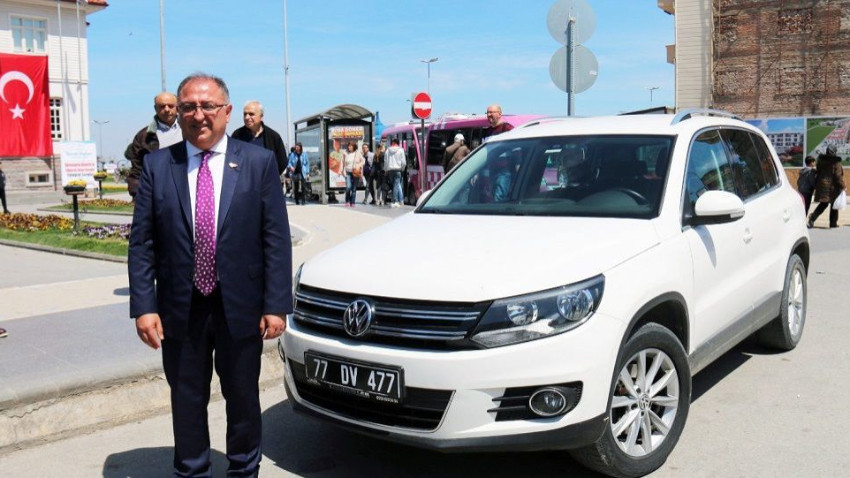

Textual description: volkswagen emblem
[343,299,373,337]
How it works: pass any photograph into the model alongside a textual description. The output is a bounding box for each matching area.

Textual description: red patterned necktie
[194,151,217,295]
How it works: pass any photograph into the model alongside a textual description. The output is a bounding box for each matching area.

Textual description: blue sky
[87,0,674,161]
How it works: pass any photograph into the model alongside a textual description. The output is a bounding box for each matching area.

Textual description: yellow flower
[67,179,87,187]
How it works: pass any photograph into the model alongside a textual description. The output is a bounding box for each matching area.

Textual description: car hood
[299,213,660,302]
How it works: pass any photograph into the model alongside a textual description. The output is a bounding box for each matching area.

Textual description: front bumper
[281,312,623,451]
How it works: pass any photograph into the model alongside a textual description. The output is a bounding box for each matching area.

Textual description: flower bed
[0,213,74,232]
[75,223,131,240]
[77,198,133,208]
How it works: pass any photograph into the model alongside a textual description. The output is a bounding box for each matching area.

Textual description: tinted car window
[721,128,769,199]
[685,129,736,210]
[749,132,781,188]
[420,135,673,219]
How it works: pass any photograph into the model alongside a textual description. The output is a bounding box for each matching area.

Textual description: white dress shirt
[186,137,227,238]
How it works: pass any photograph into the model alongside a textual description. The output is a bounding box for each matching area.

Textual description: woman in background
[342,142,364,207]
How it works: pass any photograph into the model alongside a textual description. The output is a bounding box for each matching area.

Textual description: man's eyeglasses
[177,103,228,115]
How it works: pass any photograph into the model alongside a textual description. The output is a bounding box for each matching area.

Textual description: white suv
[281,110,810,477]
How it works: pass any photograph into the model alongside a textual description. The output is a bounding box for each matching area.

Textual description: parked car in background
[281,109,810,477]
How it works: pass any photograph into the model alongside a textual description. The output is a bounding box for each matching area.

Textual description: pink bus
[380,114,544,204]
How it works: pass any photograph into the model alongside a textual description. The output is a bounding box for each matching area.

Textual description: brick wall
[712,0,850,117]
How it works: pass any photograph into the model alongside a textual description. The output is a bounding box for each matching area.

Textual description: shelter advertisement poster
[327,125,365,189]
[59,141,97,186]
[746,116,850,166]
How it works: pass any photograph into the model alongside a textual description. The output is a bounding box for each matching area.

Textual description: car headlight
[291,264,303,324]
[471,275,604,348]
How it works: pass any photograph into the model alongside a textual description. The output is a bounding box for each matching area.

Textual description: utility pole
[420,57,438,95]
[647,86,660,104]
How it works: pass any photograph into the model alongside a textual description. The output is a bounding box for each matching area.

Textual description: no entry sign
[412,91,432,119]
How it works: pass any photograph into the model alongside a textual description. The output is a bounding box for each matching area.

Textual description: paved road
[1,218,848,476]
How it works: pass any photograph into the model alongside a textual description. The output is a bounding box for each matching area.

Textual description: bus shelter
[293,104,374,204]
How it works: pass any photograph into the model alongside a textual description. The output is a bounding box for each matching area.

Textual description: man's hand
[260,314,286,340]
[136,313,164,350]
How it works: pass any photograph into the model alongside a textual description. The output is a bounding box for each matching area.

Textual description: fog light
[529,387,575,417]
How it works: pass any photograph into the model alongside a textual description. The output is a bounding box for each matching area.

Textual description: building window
[27,172,52,186]
[50,98,63,140]
[11,16,47,53]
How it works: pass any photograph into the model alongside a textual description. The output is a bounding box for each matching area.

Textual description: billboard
[746,115,850,166]
[327,125,366,190]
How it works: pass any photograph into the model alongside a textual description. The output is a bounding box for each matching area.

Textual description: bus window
[428,130,454,167]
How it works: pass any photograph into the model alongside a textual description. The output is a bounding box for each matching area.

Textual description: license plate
[304,351,404,403]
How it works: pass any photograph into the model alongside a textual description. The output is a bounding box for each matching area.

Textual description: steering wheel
[612,188,649,205]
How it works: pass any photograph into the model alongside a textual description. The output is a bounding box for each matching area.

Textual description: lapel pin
[228,162,238,170]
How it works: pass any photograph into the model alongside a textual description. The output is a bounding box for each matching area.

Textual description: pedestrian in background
[373,144,386,206]
[231,100,288,175]
[797,155,816,214]
[342,142,363,207]
[443,133,470,173]
[0,160,10,214]
[484,103,513,139]
[385,138,407,207]
[287,142,309,205]
[361,143,376,204]
[808,145,845,228]
[129,73,292,477]
[124,92,181,198]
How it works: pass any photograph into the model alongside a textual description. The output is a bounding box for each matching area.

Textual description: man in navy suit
[129,73,292,477]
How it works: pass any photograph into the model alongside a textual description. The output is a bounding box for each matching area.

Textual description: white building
[0,0,107,193]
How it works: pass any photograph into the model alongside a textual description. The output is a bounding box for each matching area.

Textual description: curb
[0,343,285,455]
[37,207,135,217]
[0,238,128,263]
[0,228,309,265]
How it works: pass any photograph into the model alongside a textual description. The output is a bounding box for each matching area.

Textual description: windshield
[418,135,674,218]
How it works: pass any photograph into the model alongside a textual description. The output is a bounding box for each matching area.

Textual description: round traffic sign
[412,91,432,119]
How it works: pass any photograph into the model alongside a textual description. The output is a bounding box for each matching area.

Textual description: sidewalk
[0,197,411,453]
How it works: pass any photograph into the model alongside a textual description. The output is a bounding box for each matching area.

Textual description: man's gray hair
[177,72,230,101]
[244,100,264,116]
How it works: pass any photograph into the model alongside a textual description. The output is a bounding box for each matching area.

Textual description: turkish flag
[0,53,52,157]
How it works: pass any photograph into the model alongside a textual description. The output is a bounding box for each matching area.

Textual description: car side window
[749,132,781,188]
[720,129,770,199]
[685,129,736,211]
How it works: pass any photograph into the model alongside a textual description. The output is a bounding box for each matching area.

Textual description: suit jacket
[128,138,293,340]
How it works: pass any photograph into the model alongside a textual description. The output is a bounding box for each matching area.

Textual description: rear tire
[757,254,806,350]
[570,323,690,478]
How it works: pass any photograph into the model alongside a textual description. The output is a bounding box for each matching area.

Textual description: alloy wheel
[610,347,680,457]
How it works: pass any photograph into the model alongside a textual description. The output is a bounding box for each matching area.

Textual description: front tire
[757,254,806,350]
[570,323,691,478]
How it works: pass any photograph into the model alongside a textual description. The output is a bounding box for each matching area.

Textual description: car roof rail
[671,108,741,125]
[517,116,575,129]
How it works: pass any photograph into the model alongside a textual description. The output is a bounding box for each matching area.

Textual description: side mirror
[690,190,745,225]
[416,189,432,207]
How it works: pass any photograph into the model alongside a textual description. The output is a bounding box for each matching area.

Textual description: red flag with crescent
[0,53,52,157]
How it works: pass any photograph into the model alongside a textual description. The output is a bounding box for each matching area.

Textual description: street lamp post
[647,86,660,104]
[420,57,438,94]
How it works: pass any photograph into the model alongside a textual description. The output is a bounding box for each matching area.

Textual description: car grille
[289,360,453,431]
[293,285,489,350]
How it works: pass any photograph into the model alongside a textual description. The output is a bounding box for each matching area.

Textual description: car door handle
[782,209,791,222]
[743,228,753,244]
